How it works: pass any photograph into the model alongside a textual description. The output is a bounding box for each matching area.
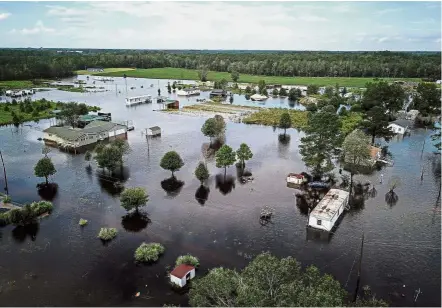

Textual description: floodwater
[0,76,440,307]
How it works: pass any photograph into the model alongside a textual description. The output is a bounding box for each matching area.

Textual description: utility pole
[353,232,364,303]
[0,150,9,195]
[144,128,150,154]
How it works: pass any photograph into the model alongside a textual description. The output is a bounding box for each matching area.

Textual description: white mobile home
[125,95,152,106]
[308,189,349,232]
[170,264,195,288]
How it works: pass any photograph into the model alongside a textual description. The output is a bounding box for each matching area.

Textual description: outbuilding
[170,264,195,288]
[287,173,306,185]
[148,126,161,136]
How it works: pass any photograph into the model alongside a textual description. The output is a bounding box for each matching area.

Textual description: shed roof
[43,126,83,141]
[149,126,161,131]
[170,264,195,279]
[211,89,226,94]
[310,189,349,220]
[288,173,304,179]
[389,119,412,128]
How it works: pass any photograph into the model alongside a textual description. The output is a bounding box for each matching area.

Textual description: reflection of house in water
[43,120,127,153]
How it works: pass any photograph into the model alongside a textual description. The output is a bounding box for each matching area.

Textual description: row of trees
[0,49,439,81]
[189,252,387,307]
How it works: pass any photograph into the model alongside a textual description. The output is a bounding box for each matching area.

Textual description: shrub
[0,212,10,226]
[3,195,12,203]
[79,218,88,226]
[176,254,199,268]
[30,201,53,216]
[98,227,117,241]
[135,242,165,263]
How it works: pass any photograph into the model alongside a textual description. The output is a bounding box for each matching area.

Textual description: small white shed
[308,189,349,232]
[147,126,161,136]
[287,173,306,185]
[170,264,195,287]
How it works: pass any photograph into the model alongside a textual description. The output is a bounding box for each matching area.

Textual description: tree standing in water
[195,162,210,185]
[236,143,253,169]
[160,151,184,177]
[279,112,292,137]
[34,157,56,185]
[215,145,236,178]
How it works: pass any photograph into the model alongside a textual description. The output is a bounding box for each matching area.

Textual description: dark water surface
[0,76,440,307]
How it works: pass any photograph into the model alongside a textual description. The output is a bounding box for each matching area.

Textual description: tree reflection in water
[161,176,184,197]
[215,174,235,195]
[37,183,58,201]
[195,185,210,205]
[121,211,151,233]
[96,167,130,196]
[12,223,39,243]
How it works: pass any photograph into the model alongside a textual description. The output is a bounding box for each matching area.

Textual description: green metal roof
[78,114,107,122]
[43,121,126,142]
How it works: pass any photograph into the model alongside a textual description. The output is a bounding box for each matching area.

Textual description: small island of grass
[0,98,101,125]
[134,242,165,263]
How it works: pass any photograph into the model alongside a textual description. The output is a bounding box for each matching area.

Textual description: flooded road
[0,76,440,307]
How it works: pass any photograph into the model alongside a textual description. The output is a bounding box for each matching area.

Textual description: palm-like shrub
[98,228,117,241]
[135,242,165,263]
[175,254,199,267]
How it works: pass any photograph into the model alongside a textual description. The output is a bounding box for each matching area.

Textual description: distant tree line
[0,49,440,81]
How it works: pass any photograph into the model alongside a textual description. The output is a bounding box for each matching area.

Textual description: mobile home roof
[310,189,349,220]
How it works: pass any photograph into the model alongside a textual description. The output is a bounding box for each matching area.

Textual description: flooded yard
[0,76,440,306]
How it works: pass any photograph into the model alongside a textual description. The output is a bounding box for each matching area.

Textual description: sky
[0,1,440,51]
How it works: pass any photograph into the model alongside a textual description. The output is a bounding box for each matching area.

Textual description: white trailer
[308,189,349,232]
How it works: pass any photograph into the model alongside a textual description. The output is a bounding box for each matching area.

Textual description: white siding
[170,268,196,288]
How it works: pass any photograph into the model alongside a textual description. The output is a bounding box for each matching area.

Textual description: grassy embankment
[0,99,100,125]
[76,68,135,75]
[77,67,422,88]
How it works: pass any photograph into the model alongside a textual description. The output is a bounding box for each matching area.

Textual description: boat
[250,94,268,101]
[176,88,201,96]
[125,95,152,106]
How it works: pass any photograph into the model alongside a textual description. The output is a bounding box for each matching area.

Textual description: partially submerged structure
[43,120,127,153]
[308,189,349,232]
[170,264,195,288]
[158,99,179,110]
[388,119,411,135]
[209,89,227,98]
[287,173,306,185]
[176,88,201,96]
[250,94,268,101]
[147,126,161,136]
[125,95,152,107]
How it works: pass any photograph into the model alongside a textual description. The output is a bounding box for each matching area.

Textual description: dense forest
[0,49,440,81]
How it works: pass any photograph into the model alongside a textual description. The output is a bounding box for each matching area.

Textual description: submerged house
[308,189,349,232]
[43,120,127,152]
[170,264,195,288]
[209,89,227,98]
[388,119,411,135]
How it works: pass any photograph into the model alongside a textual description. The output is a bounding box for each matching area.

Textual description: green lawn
[76,68,135,75]
[0,80,35,89]
[85,67,422,87]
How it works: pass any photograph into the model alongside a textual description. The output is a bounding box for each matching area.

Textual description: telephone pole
[353,232,364,302]
[0,150,9,195]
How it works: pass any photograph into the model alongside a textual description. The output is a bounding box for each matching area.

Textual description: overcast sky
[0,1,440,51]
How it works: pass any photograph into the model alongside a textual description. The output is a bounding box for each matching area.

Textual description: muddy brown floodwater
[0,76,440,307]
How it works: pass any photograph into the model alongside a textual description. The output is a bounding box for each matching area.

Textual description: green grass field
[78,67,422,87]
[0,80,35,89]
[76,68,135,75]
